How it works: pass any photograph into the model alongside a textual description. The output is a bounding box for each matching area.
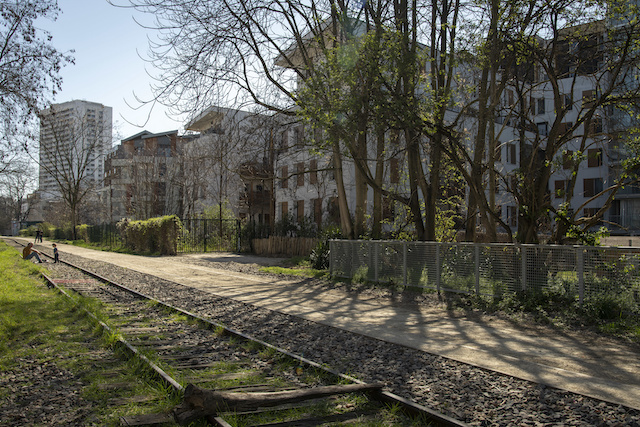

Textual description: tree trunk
[333,138,354,239]
[372,127,385,239]
[354,126,369,238]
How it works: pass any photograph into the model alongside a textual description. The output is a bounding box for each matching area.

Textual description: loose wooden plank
[173,382,383,424]
[119,413,173,426]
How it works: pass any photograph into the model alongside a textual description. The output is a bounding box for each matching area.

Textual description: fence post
[436,242,441,293]
[577,246,584,305]
[329,240,334,277]
[475,244,480,296]
[403,241,408,286]
[203,219,208,252]
[236,220,241,253]
[374,241,379,283]
[521,244,527,291]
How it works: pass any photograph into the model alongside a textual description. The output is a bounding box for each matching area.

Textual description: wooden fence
[252,236,318,257]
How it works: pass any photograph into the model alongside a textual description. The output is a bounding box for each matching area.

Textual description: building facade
[38,100,112,200]
[102,130,192,222]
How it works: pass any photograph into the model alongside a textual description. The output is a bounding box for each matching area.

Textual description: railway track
[11,239,466,427]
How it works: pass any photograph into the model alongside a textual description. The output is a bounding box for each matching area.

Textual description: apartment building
[103,130,190,221]
[519,18,640,235]
[38,100,112,200]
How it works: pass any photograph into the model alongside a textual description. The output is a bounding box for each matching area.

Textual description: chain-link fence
[329,240,640,304]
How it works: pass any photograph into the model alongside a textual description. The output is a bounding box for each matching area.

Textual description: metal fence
[329,240,640,304]
[177,218,241,253]
[85,223,122,248]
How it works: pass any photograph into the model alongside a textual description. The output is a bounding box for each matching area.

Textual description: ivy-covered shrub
[76,224,89,243]
[117,215,181,255]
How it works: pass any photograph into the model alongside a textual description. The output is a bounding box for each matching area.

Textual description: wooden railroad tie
[172,382,384,425]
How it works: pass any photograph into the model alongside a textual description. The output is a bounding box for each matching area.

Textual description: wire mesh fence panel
[521,245,577,295]
[521,245,579,303]
[329,240,640,306]
[583,247,640,297]
[376,241,405,285]
[438,243,478,294]
[406,242,439,289]
[478,244,521,296]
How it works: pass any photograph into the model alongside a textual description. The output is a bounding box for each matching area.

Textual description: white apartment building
[184,106,275,223]
[38,100,113,200]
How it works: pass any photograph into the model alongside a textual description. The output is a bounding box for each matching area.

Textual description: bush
[581,291,637,321]
[309,225,342,270]
[76,224,89,242]
[117,215,182,255]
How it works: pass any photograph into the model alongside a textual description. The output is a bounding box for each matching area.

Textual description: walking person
[34,230,40,243]
[23,243,44,263]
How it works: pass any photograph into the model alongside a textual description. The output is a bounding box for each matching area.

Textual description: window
[507,89,514,106]
[382,196,394,220]
[329,197,340,223]
[309,159,317,184]
[281,201,288,219]
[558,122,573,135]
[554,180,567,198]
[583,207,600,218]
[296,200,304,223]
[313,198,322,227]
[295,126,304,147]
[495,144,502,162]
[157,182,166,198]
[507,143,517,164]
[390,129,400,145]
[562,150,573,169]
[582,90,595,109]
[587,148,602,167]
[507,206,518,227]
[583,178,603,197]
[158,145,171,157]
[537,122,549,136]
[296,162,304,187]
[281,165,288,189]
[390,158,400,183]
[280,131,288,150]
[537,98,545,115]
[563,94,573,111]
[587,117,603,136]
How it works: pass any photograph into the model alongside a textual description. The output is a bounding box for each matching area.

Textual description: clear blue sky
[41,0,186,141]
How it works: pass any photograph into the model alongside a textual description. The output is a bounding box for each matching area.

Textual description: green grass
[0,240,194,426]
[259,257,328,279]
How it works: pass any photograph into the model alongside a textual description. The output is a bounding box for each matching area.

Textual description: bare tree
[0,159,35,225]
[37,106,110,238]
[0,0,73,172]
